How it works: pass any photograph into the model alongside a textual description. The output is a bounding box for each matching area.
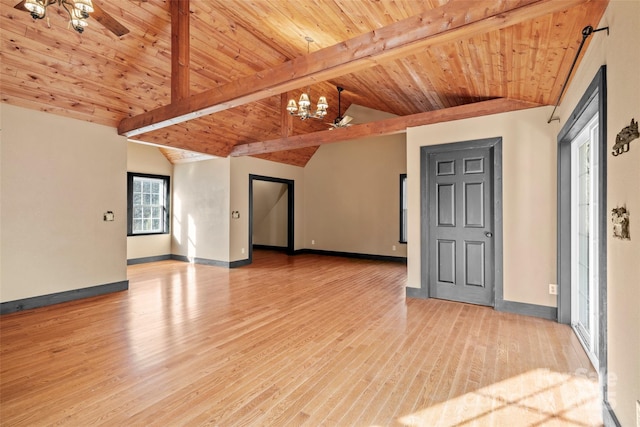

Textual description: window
[127,172,170,236]
[399,174,407,243]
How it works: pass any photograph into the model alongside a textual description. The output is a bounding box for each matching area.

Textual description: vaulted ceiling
[1,0,608,166]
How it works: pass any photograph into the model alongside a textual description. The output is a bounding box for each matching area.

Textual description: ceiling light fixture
[24,0,94,33]
[286,37,328,120]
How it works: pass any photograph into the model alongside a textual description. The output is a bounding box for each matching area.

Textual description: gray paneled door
[428,147,494,306]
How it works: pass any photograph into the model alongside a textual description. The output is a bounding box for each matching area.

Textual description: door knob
[485,231,493,238]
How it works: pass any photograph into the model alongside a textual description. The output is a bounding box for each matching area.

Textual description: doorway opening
[248,174,294,262]
[557,65,608,408]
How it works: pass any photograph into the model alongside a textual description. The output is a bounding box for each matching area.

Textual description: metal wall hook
[612,118,638,156]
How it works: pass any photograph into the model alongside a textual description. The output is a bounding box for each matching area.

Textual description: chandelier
[286,37,328,120]
[24,0,94,33]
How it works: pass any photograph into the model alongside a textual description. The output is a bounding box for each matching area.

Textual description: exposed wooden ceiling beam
[281,93,293,138]
[230,98,541,157]
[118,0,587,138]
[170,0,190,102]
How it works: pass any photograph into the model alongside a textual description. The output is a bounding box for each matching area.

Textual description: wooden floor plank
[0,251,601,426]
[323,300,442,426]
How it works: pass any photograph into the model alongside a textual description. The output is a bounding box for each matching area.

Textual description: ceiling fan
[14,0,131,36]
[328,86,354,130]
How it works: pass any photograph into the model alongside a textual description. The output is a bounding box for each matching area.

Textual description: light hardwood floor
[1,251,601,426]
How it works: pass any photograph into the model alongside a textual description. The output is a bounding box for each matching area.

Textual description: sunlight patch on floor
[397,368,601,427]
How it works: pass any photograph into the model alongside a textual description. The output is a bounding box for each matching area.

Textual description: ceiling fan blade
[328,115,353,130]
[341,115,353,125]
[91,3,130,36]
[14,0,28,11]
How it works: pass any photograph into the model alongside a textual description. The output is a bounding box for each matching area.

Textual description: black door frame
[417,137,503,306]
[248,174,295,262]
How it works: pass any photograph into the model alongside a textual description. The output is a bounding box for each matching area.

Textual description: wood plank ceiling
[1,0,608,166]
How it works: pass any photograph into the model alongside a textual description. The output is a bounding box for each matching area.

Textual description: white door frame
[569,113,601,370]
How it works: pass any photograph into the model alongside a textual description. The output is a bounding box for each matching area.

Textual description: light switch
[103,211,115,221]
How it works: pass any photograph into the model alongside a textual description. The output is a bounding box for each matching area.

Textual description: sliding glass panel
[570,114,599,370]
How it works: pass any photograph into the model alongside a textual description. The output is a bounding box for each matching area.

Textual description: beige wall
[555,1,640,424]
[253,181,288,247]
[171,157,231,262]
[126,142,173,260]
[0,104,127,302]
[304,133,407,257]
[230,156,305,261]
[406,106,560,308]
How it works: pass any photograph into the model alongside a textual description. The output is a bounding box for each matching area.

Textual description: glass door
[570,113,600,370]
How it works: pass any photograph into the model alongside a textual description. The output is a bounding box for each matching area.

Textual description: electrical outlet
[241,248,245,254]
[311,240,315,245]
[549,284,558,295]
[636,400,639,427]
[392,245,397,251]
